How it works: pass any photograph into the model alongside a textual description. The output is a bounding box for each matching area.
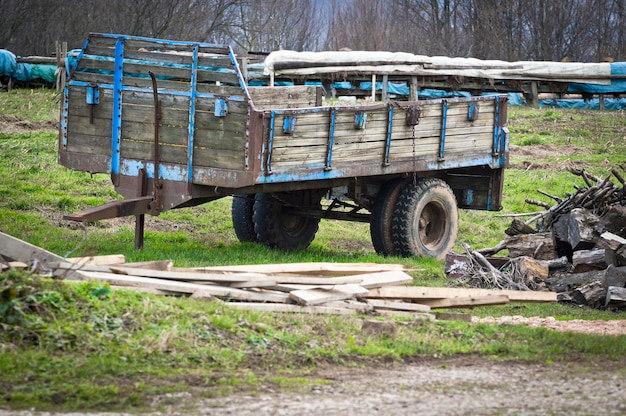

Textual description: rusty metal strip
[148,71,162,214]
[64,196,153,223]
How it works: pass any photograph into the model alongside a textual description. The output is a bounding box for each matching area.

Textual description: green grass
[1,89,625,411]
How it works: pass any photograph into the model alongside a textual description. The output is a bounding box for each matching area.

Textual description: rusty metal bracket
[63,196,153,223]
[148,71,162,215]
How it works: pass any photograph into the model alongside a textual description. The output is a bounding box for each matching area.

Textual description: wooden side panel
[65,87,113,157]
[65,83,249,171]
[249,86,322,109]
[331,109,388,163]
[268,99,498,170]
[388,101,495,161]
[270,112,331,166]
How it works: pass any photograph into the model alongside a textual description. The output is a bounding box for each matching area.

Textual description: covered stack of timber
[448,165,626,310]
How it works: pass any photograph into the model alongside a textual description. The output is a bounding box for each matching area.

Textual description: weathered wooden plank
[193,147,246,169]
[0,231,67,268]
[77,56,115,73]
[357,271,413,288]
[67,254,126,266]
[249,86,321,109]
[190,262,406,276]
[418,295,510,308]
[366,286,557,302]
[76,271,291,303]
[52,262,274,283]
[289,284,369,306]
[367,299,431,312]
[226,302,356,314]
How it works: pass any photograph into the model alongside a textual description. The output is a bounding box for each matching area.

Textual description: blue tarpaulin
[0,49,56,83]
[0,49,31,81]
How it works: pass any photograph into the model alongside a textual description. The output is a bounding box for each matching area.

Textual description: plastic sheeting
[0,49,31,81]
[0,49,56,83]
[264,50,614,85]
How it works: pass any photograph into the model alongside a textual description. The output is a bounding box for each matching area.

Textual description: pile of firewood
[447,166,626,310]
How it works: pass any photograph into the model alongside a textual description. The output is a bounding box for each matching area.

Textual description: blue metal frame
[110,37,124,180]
[186,44,199,184]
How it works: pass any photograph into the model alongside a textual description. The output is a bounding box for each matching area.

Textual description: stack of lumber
[1,231,556,318]
[461,166,626,310]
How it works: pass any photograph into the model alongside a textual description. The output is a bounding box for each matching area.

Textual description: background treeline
[2,0,625,62]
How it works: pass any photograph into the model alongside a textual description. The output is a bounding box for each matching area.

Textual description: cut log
[600,205,626,236]
[572,281,606,307]
[366,286,557,302]
[545,270,604,293]
[596,231,626,266]
[601,265,626,289]
[567,208,602,251]
[505,233,556,260]
[509,256,549,288]
[572,249,607,271]
[505,218,536,236]
[605,286,626,308]
[616,246,626,267]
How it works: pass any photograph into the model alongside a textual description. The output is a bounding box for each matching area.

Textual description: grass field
[1,89,625,411]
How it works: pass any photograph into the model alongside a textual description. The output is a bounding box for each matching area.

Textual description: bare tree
[228,0,324,53]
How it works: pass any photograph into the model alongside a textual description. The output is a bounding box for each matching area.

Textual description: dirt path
[5,357,624,415]
[183,357,626,415]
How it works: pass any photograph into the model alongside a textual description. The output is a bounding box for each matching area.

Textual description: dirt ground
[4,355,624,416]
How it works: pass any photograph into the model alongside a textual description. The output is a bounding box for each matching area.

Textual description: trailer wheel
[231,194,257,242]
[370,177,410,256]
[391,178,458,260]
[253,191,321,250]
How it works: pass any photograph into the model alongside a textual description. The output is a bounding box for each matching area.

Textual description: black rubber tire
[370,177,410,256]
[253,191,321,250]
[231,194,257,242]
[391,178,458,260]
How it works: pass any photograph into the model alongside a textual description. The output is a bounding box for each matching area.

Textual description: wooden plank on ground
[115,260,174,271]
[272,275,365,285]
[225,302,356,315]
[376,310,436,320]
[0,231,65,265]
[266,271,409,292]
[367,299,431,312]
[366,286,557,302]
[289,284,369,306]
[51,262,273,284]
[357,271,413,288]
[66,254,126,266]
[188,262,405,276]
[76,271,291,303]
[417,295,510,309]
